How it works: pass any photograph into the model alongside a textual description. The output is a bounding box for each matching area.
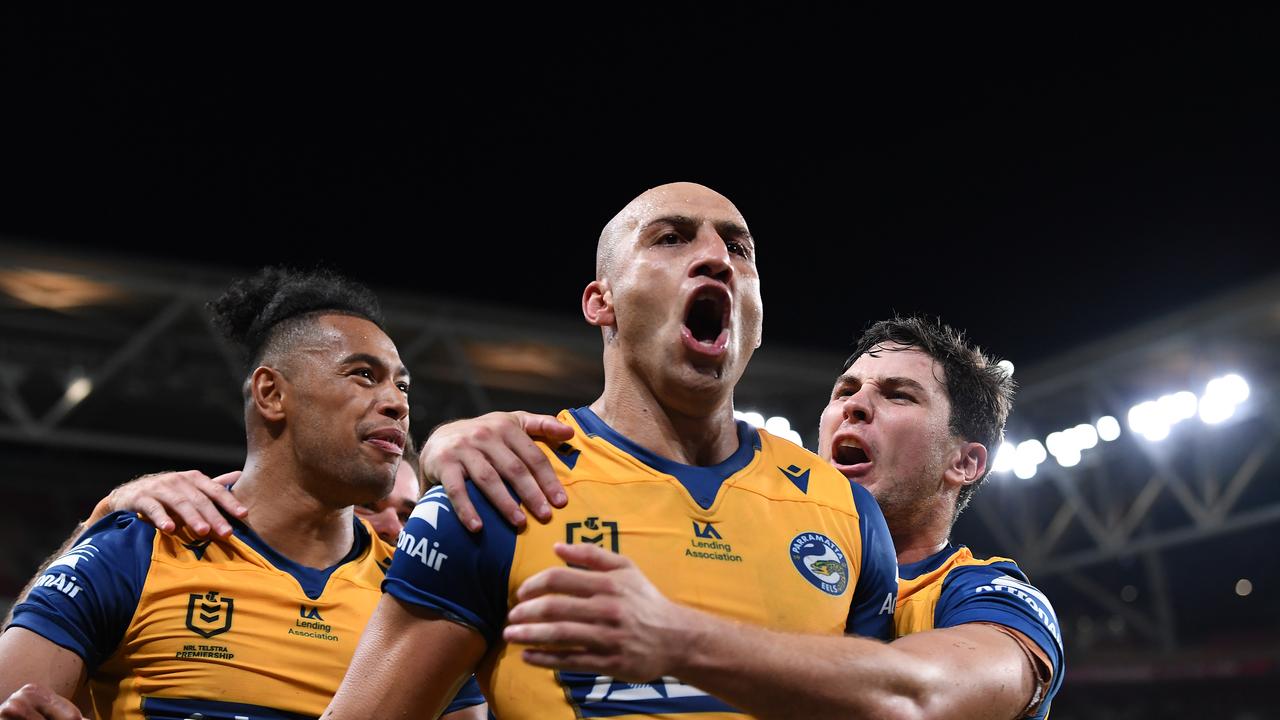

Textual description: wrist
[664,602,722,678]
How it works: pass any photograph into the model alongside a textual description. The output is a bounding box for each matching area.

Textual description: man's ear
[944,441,988,489]
[250,366,287,423]
[582,279,615,328]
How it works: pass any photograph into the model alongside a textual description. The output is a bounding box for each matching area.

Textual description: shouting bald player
[322,183,899,720]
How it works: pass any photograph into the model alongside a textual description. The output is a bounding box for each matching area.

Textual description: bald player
[322,183,899,720]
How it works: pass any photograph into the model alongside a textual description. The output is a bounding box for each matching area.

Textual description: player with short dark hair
[0,267,483,719]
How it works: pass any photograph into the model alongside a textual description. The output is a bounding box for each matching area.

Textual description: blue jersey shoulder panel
[938,561,1065,715]
[9,511,155,670]
[844,482,898,639]
[383,484,515,647]
[445,675,486,714]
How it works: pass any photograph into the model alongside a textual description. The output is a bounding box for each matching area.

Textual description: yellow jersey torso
[386,407,899,720]
[14,511,393,719]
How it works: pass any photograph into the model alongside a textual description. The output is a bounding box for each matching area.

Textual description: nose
[689,226,734,285]
[378,381,409,422]
[842,386,874,424]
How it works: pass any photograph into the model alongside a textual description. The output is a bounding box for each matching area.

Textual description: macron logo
[48,537,98,572]
[408,488,452,530]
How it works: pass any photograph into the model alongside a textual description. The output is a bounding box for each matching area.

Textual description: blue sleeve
[844,482,898,640]
[8,511,154,670]
[937,563,1065,707]
[383,485,516,648]
[443,676,485,714]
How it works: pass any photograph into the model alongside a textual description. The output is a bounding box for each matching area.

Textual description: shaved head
[596,182,746,280]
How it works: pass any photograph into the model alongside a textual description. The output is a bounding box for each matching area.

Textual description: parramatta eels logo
[185,590,234,638]
[789,532,849,596]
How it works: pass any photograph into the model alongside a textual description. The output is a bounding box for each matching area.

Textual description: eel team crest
[789,532,849,595]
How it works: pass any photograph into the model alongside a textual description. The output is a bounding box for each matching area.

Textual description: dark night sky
[3,7,1278,367]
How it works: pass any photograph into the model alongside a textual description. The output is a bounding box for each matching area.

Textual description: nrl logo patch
[565,516,620,552]
[186,590,234,638]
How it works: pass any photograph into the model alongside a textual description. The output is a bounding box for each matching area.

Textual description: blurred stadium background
[2,246,1277,718]
[3,6,1280,719]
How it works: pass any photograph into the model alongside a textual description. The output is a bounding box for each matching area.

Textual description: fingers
[133,497,177,534]
[552,542,632,571]
[197,473,249,524]
[507,594,623,627]
[515,412,576,442]
[114,470,241,537]
[481,440,550,522]
[503,620,615,652]
[459,448,526,530]
[510,414,568,513]
[516,565,619,602]
[438,464,483,532]
[0,684,86,720]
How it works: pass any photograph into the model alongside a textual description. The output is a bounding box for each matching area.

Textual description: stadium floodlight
[1016,439,1047,466]
[1128,400,1172,442]
[1199,373,1251,425]
[1198,394,1235,425]
[997,360,1015,378]
[1217,374,1250,404]
[1045,431,1068,458]
[1013,460,1038,480]
[1072,423,1099,450]
[1055,448,1081,468]
[765,416,792,436]
[735,410,766,428]
[1157,391,1198,423]
[64,376,92,404]
[992,441,1016,473]
[1096,415,1121,441]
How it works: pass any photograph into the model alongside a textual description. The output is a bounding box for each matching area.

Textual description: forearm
[671,608,931,720]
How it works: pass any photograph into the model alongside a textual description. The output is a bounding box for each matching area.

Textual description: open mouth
[834,443,869,466]
[681,284,731,356]
[830,436,873,477]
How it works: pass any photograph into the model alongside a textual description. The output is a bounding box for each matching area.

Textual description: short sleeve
[8,511,154,670]
[937,563,1065,711]
[844,482,898,639]
[383,485,517,647]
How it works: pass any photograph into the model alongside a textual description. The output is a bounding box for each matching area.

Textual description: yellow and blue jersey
[385,407,899,720]
[896,544,1064,720]
[11,510,483,719]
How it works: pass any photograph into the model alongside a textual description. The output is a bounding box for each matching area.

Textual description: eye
[726,239,751,258]
[353,368,375,383]
[656,232,683,246]
[397,382,411,394]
